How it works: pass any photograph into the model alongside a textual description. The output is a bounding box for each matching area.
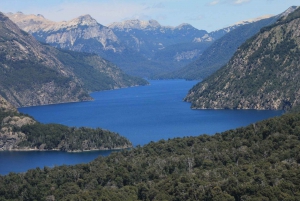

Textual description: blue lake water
[1,80,282,175]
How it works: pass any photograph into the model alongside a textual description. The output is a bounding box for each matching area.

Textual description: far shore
[0,146,132,153]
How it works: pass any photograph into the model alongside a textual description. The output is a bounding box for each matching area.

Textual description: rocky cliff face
[185,7,300,110]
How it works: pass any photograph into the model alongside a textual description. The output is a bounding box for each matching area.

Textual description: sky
[1,0,299,32]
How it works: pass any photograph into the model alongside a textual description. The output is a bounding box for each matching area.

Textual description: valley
[0,2,300,200]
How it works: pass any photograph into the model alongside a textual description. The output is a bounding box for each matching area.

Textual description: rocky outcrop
[0,95,34,150]
[185,7,300,110]
[0,96,17,113]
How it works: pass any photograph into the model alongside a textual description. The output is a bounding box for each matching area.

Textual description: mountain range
[162,6,298,80]
[0,12,147,107]
[6,12,263,78]
[1,5,300,200]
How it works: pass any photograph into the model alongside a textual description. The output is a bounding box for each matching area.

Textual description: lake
[1,80,282,175]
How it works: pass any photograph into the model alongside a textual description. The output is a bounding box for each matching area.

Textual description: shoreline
[17,83,149,109]
[0,146,132,153]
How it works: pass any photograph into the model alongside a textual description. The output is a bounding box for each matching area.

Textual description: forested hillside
[185,7,300,110]
[0,95,132,152]
[1,110,300,200]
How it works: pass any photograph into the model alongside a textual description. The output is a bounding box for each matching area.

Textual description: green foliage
[18,122,132,151]
[53,49,148,92]
[1,112,300,200]
[0,60,72,92]
[0,110,131,151]
[185,8,300,110]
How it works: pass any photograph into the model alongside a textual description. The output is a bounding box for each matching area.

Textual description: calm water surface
[1,80,282,175]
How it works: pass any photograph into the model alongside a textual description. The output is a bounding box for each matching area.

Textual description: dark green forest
[0,110,132,152]
[1,111,300,200]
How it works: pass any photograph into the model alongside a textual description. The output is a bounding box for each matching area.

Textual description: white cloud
[207,0,251,6]
[233,0,250,4]
[209,0,220,6]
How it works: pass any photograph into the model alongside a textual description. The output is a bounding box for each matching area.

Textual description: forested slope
[185,7,300,110]
[0,95,132,152]
[1,111,300,200]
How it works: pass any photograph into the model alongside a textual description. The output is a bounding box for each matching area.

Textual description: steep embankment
[185,7,300,110]
[0,95,132,151]
[0,12,147,107]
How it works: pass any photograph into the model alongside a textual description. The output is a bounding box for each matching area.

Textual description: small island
[0,96,132,152]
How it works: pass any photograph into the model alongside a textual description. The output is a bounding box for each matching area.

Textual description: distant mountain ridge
[0,12,147,107]
[6,11,289,78]
[7,12,120,52]
[162,7,299,80]
[109,19,208,58]
[185,7,300,110]
[6,13,237,78]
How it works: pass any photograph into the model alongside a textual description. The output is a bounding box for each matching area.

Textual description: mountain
[1,109,300,199]
[0,12,147,107]
[165,7,297,80]
[109,19,208,58]
[6,12,121,53]
[6,13,213,78]
[5,12,151,76]
[0,95,132,151]
[185,7,300,110]
[109,19,213,75]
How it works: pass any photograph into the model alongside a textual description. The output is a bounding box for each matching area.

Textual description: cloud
[233,0,250,4]
[208,0,220,6]
[207,0,251,6]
